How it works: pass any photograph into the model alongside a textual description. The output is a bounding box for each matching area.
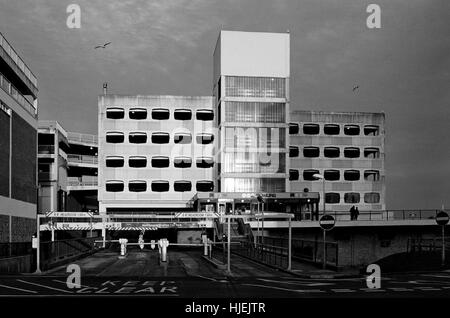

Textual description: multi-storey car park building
[38,121,99,214]
[289,111,386,214]
[98,95,216,214]
[94,30,385,239]
[0,32,38,243]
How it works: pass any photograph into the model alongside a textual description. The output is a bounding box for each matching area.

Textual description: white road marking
[17,279,73,294]
[405,280,450,285]
[52,279,94,289]
[243,283,325,293]
[388,288,414,292]
[414,287,442,291]
[331,289,356,293]
[257,278,334,287]
[421,274,450,280]
[193,275,228,283]
[0,283,37,294]
[360,288,386,292]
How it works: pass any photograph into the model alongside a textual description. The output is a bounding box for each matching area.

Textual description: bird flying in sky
[95,42,111,49]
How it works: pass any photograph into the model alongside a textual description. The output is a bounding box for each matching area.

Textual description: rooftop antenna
[103,82,108,95]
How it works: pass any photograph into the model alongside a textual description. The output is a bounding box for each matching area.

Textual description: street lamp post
[313,173,327,269]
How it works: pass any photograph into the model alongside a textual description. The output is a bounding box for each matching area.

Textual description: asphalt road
[1,249,450,298]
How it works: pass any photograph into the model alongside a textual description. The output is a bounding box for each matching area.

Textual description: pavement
[1,248,450,297]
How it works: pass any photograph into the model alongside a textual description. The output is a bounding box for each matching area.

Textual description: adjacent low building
[38,120,98,214]
[0,32,38,243]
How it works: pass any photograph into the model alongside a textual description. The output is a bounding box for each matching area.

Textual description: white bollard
[138,234,144,250]
[158,238,169,262]
[202,234,208,256]
[119,238,128,257]
[208,239,212,258]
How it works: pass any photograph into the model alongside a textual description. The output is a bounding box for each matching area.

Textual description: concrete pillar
[8,215,12,243]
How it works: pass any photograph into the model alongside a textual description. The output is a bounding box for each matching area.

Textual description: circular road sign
[436,211,449,226]
[319,214,336,231]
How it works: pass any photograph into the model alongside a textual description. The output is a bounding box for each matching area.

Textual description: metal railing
[248,209,445,222]
[67,132,98,146]
[0,242,32,259]
[232,240,289,269]
[67,154,98,164]
[261,236,339,267]
[40,237,99,267]
[0,32,37,87]
[38,172,54,181]
[407,237,450,253]
[0,72,36,116]
[326,209,442,221]
[38,145,55,154]
[67,179,98,187]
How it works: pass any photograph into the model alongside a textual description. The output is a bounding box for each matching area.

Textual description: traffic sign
[436,211,449,226]
[319,214,335,231]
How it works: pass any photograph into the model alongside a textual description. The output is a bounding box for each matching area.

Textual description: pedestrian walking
[350,206,355,220]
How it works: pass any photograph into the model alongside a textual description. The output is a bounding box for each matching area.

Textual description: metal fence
[0,32,38,87]
[67,154,98,164]
[0,242,32,259]
[336,209,441,221]
[0,71,36,116]
[67,132,98,146]
[262,236,339,268]
[407,237,450,253]
[38,145,55,154]
[232,240,289,269]
[40,237,99,267]
[249,209,445,222]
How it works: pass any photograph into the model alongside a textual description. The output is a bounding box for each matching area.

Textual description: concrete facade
[38,121,99,214]
[66,131,98,212]
[214,30,290,193]
[289,111,385,212]
[98,95,216,213]
[265,224,440,267]
[0,31,38,243]
[38,121,69,213]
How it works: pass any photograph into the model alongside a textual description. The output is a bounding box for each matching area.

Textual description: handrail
[67,180,98,187]
[0,32,37,87]
[67,154,98,164]
[249,209,446,222]
[0,71,36,116]
[67,132,98,145]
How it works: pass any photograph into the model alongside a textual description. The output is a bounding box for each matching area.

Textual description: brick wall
[11,112,37,204]
[0,214,9,242]
[11,216,35,242]
[0,109,10,197]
